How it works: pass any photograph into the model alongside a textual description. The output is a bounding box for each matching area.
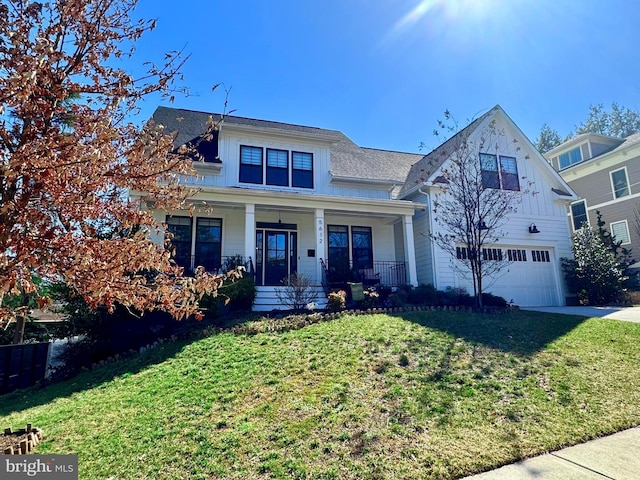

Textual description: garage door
[458,247,560,307]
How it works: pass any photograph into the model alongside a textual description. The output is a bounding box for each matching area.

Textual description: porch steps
[253,286,328,312]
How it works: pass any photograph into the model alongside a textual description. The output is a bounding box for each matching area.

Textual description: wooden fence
[0,342,50,395]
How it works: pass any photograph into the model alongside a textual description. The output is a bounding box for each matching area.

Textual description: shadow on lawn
[400,309,588,357]
[0,338,191,416]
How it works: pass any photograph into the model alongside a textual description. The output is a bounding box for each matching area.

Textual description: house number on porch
[317,218,324,244]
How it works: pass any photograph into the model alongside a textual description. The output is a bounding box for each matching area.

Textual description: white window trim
[609,166,630,200]
[610,219,631,245]
[570,199,589,231]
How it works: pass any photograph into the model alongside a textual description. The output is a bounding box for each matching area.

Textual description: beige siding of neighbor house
[566,157,640,256]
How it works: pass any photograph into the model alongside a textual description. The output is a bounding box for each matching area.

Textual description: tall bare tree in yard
[0,0,227,342]
[430,112,532,307]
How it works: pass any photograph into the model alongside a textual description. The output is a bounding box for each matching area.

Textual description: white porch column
[403,214,418,286]
[315,208,325,285]
[244,204,256,270]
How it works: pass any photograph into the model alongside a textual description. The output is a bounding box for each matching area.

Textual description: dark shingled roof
[151,106,424,188]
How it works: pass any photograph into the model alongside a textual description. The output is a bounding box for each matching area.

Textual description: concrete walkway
[463,426,640,479]
[523,306,640,323]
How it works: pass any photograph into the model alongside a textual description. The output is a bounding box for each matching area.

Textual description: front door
[256,229,298,286]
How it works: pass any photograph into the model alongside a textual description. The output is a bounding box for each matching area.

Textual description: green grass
[3,310,640,479]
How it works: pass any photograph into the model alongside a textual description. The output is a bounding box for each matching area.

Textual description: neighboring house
[545,132,640,263]
[138,105,576,309]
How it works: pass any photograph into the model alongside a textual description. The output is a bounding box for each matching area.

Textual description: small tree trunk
[476,267,483,308]
[12,313,27,344]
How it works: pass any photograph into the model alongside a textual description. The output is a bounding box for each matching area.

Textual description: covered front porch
[155,187,421,310]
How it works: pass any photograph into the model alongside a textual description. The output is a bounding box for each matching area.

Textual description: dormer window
[559,147,582,169]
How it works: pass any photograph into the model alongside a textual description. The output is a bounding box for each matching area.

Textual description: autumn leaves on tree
[0,0,227,334]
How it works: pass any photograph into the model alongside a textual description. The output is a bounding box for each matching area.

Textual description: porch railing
[182,255,254,276]
[320,259,407,292]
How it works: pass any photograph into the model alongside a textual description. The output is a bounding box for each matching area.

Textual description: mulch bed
[1,425,43,454]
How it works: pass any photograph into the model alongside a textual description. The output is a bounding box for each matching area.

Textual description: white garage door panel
[457,248,559,307]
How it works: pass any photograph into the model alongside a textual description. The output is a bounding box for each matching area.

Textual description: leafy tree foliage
[576,102,640,138]
[535,123,563,154]
[537,103,640,153]
[0,0,227,337]
[429,112,532,307]
[562,226,626,305]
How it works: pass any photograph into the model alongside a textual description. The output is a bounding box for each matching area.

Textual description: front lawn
[2,310,640,479]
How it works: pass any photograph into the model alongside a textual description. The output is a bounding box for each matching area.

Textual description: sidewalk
[523,306,640,323]
[463,426,640,479]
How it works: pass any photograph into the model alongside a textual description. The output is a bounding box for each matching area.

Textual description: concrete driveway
[523,306,640,322]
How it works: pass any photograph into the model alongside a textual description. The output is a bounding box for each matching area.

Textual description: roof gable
[399,105,577,200]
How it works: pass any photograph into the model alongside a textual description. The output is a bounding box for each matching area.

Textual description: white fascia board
[329,173,399,188]
[220,123,340,145]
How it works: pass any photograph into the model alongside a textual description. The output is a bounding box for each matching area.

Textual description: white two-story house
[140,105,577,309]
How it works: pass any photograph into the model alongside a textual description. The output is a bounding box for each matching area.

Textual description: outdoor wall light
[529,223,540,234]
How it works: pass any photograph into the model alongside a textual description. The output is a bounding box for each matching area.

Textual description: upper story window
[570,200,588,231]
[480,154,520,191]
[266,149,289,186]
[239,146,263,184]
[559,147,582,169]
[292,152,314,188]
[610,167,630,199]
[239,145,314,189]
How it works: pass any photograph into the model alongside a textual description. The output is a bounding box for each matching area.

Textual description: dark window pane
[352,226,372,270]
[292,152,313,188]
[240,146,263,184]
[266,149,289,186]
[500,156,520,191]
[571,201,588,230]
[480,153,500,189]
[195,218,222,272]
[166,216,192,270]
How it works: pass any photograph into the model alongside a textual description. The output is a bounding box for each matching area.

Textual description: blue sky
[130,0,640,153]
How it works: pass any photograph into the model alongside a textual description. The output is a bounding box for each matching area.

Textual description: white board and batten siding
[420,113,574,307]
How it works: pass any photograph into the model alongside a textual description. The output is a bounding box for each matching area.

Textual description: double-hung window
[610,167,630,199]
[292,151,313,188]
[480,153,500,189]
[351,226,373,270]
[166,216,192,270]
[480,153,520,190]
[266,149,289,186]
[239,146,263,184]
[195,218,222,273]
[570,200,588,230]
[499,156,520,190]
